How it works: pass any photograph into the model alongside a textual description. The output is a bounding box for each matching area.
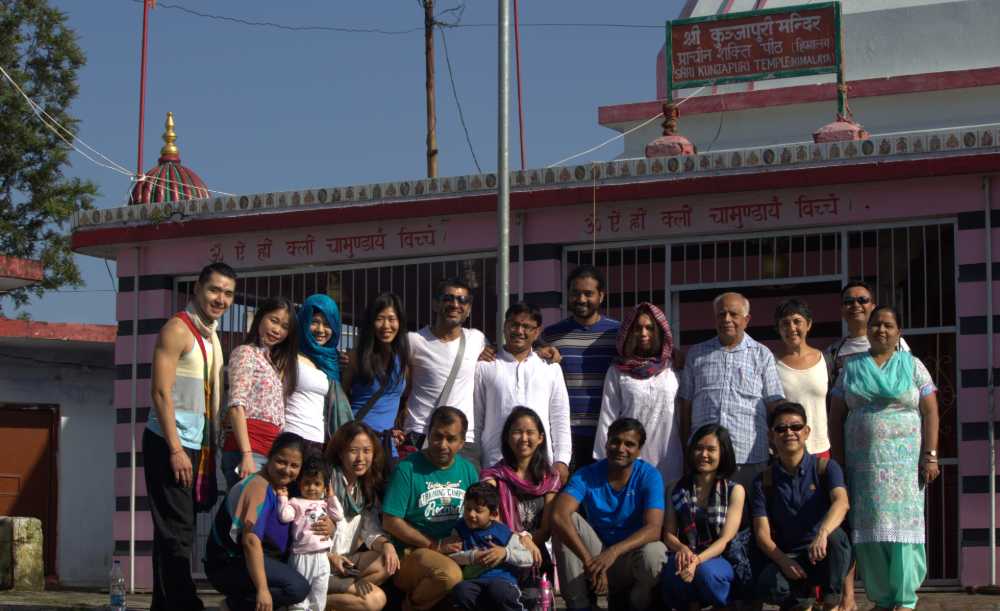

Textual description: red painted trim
[0,256,44,283]
[609,66,1000,125]
[72,152,1000,252]
[0,318,117,343]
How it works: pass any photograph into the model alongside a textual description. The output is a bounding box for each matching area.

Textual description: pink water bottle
[538,573,552,611]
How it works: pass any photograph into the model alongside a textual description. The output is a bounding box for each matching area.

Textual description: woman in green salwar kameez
[830,305,940,611]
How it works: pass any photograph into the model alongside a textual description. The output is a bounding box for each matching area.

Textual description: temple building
[72,0,1000,590]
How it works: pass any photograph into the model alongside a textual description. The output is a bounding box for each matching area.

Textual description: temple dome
[130,112,209,205]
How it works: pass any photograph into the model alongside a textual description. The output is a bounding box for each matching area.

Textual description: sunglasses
[437,293,471,305]
[772,423,806,434]
[842,296,872,306]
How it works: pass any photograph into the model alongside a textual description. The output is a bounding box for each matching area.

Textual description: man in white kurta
[474,303,572,482]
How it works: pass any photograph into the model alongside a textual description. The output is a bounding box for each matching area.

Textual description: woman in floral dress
[829,305,940,611]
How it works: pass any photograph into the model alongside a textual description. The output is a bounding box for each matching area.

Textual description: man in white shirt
[404,277,488,467]
[475,303,572,483]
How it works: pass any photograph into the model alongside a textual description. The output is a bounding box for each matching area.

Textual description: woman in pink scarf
[594,301,684,486]
[480,406,563,577]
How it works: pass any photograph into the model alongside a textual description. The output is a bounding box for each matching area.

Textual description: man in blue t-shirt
[542,265,620,471]
[551,418,667,611]
[752,402,851,611]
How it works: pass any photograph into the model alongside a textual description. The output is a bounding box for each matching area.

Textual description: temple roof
[129,112,210,205]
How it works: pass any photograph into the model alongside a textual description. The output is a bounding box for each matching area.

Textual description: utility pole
[424,0,438,178]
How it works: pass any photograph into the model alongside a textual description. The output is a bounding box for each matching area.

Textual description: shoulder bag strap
[355,380,389,423]
[434,330,466,407]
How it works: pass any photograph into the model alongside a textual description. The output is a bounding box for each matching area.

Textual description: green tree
[0,0,98,310]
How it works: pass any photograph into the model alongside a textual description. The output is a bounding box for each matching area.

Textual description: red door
[0,405,58,577]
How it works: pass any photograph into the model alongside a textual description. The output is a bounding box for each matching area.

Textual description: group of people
[144,261,939,611]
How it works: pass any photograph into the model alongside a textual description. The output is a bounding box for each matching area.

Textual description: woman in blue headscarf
[284,294,352,452]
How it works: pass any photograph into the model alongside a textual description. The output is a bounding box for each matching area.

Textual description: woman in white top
[323,420,398,609]
[772,299,830,456]
[284,294,342,453]
[594,301,684,485]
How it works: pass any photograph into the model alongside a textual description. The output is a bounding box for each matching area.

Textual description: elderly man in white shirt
[475,302,572,483]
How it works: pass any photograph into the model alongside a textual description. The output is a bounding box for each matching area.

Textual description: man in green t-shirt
[384,405,479,611]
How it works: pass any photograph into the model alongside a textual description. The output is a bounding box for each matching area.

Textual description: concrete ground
[1,589,1000,611]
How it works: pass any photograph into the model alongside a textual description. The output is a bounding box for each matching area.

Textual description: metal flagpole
[137,0,152,179]
[131,0,152,589]
[497,0,510,334]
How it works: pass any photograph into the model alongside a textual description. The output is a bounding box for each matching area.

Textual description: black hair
[504,302,542,328]
[567,264,606,293]
[435,276,473,299]
[841,280,874,299]
[298,451,330,486]
[768,402,808,428]
[197,262,237,285]
[685,424,737,480]
[463,482,501,514]
[499,407,552,484]
[774,299,813,330]
[326,421,385,509]
[355,292,410,387]
[243,297,299,397]
[427,405,468,435]
[607,417,646,447]
[268,432,307,459]
[868,304,903,330]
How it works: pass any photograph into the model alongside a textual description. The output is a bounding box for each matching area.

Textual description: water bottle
[109,560,126,611]
[538,572,552,611]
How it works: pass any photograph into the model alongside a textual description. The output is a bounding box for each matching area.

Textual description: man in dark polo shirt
[752,402,851,611]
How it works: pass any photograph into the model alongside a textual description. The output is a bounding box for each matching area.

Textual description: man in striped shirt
[542,265,620,471]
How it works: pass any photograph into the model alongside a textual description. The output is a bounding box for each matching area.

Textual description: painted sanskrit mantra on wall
[325,230,386,259]
[398,225,436,249]
[708,196,781,229]
[578,192,845,237]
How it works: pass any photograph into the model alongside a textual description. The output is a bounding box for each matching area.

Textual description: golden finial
[160,112,179,157]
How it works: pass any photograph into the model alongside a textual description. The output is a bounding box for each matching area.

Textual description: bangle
[170,448,185,456]
[241,451,252,456]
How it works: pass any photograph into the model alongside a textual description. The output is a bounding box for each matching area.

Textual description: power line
[128,0,663,34]
[439,27,482,173]
[131,0,423,34]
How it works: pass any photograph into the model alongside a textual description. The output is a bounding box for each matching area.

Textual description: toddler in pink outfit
[278,453,344,611]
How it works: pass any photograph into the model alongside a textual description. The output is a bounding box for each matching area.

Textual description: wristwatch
[924,449,938,457]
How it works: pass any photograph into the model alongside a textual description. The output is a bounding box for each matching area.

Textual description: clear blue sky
[15,0,683,323]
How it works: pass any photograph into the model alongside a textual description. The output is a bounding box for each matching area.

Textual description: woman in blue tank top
[342,292,410,459]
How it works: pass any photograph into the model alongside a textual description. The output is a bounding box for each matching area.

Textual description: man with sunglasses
[403,277,488,468]
[752,402,851,611]
[824,281,910,383]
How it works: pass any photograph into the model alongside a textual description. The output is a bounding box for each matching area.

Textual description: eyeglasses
[842,296,872,306]
[437,293,471,305]
[506,322,539,333]
[772,423,806,434]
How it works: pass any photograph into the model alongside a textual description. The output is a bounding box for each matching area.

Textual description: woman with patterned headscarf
[593,302,683,486]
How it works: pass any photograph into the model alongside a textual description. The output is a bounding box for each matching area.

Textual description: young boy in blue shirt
[449,483,534,611]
